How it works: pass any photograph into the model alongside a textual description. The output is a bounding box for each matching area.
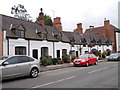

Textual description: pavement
[40,59,107,72]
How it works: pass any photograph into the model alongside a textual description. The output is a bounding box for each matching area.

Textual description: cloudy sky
[0,0,119,32]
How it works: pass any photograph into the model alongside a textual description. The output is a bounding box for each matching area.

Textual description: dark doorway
[33,49,38,59]
[57,50,60,58]
[76,51,78,57]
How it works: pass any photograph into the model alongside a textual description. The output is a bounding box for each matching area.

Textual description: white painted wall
[116,32,120,52]
[54,42,70,58]
[8,39,28,56]
[3,31,7,56]
[4,37,113,59]
[104,45,112,51]
[30,40,53,59]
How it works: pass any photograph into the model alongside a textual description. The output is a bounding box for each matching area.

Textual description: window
[83,44,86,47]
[62,49,67,56]
[17,30,25,38]
[41,47,48,56]
[18,56,34,63]
[33,49,38,59]
[5,56,19,64]
[15,47,26,55]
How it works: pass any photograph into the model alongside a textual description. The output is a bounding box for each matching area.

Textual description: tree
[36,14,53,26]
[11,4,32,21]
[44,14,53,26]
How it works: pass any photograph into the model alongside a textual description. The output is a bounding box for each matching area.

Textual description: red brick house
[85,20,120,52]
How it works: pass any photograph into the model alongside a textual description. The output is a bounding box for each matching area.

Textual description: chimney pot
[74,23,83,34]
[104,20,110,26]
[53,17,62,31]
[38,8,45,26]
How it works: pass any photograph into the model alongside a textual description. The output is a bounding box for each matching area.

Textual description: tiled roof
[0,14,112,45]
[111,25,120,32]
[1,14,70,42]
[85,26,107,35]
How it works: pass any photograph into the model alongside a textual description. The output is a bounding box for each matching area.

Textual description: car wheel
[118,57,120,61]
[94,60,98,65]
[86,62,89,67]
[30,68,38,78]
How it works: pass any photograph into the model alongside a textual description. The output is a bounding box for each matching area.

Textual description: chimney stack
[104,20,110,26]
[39,8,45,26]
[74,23,83,34]
[53,17,62,31]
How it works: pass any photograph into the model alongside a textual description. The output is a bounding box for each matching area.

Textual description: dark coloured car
[108,53,120,61]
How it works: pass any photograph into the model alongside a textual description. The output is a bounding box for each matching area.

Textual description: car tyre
[86,62,89,67]
[94,60,98,65]
[30,68,38,78]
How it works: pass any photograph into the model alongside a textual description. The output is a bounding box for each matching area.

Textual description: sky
[0,0,119,32]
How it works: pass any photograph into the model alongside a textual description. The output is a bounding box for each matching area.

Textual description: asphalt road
[2,61,119,89]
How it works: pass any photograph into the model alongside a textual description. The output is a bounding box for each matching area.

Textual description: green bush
[52,58,58,65]
[66,60,71,63]
[41,57,48,66]
[47,59,53,65]
[40,56,52,66]
[62,55,70,63]
[58,60,64,64]
[98,57,105,60]
[71,56,77,62]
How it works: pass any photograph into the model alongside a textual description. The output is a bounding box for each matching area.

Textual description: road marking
[88,67,108,74]
[27,76,76,89]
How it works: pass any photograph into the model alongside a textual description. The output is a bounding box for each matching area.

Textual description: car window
[79,55,88,58]
[92,55,96,58]
[18,56,34,63]
[27,57,34,61]
[5,56,19,64]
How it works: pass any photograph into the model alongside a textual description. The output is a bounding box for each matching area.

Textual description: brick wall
[0,30,3,56]
[105,25,116,52]
[74,23,83,34]
[53,17,62,31]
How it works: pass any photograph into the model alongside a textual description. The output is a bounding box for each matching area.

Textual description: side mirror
[2,62,9,66]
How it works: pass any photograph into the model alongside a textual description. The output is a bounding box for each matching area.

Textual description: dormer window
[53,32,62,40]
[37,30,47,40]
[17,30,25,38]
[10,24,26,38]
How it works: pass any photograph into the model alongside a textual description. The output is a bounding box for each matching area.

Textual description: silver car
[108,53,120,61]
[0,55,40,80]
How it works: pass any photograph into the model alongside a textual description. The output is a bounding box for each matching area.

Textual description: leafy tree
[11,4,32,21]
[36,14,53,26]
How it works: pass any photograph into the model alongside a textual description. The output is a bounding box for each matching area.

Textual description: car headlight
[81,60,86,62]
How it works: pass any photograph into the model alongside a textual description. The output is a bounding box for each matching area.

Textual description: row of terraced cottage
[0,9,120,59]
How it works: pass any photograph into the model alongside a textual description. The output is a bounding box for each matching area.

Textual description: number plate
[76,62,80,64]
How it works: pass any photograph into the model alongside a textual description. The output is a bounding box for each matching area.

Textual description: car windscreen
[110,53,119,56]
[79,55,88,58]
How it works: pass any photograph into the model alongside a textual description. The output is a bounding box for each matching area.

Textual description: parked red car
[73,54,98,67]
